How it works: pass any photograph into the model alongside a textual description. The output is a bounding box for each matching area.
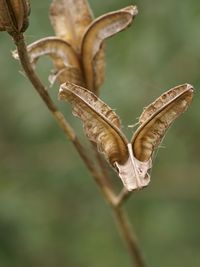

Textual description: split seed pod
[13,1,137,93]
[58,82,194,191]
[0,0,30,34]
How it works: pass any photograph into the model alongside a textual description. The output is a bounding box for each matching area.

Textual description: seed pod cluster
[13,0,137,93]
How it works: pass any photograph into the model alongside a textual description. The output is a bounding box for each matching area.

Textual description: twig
[112,206,147,267]
[116,187,132,206]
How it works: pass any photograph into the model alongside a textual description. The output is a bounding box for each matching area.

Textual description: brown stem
[116,187,132,206]
[12,32,147,267]
[112,206,147,267]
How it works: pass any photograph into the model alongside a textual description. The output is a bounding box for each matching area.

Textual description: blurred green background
[0,0,200,266]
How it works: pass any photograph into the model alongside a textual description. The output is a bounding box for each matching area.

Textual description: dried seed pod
[58,82,194,191]
[0,0,30,34]
[132,84,194,161]
[13,37,83,86]
[58,82,151,191]
[49,0,93,52]
[81,5,138,93]
[59,82,128,166]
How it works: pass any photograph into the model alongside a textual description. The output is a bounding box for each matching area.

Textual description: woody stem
[112,205,147,267]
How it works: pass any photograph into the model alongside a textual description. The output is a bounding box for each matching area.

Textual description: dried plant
[1,1,194,266]
[59,82,193,191]
[13,0,137,94]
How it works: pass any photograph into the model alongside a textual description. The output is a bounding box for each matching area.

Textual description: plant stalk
[112,206,147,267]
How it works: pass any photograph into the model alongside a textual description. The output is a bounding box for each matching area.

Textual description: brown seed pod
[81,5,138,93]
[59,82,128,166]
[132,84,194,162]
[58,82,194,191]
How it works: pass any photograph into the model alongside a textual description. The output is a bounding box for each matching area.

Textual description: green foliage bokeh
[0,1,200,266]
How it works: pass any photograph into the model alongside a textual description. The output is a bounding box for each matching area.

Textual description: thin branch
[116,187,132,206]
[112,206,147,267]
